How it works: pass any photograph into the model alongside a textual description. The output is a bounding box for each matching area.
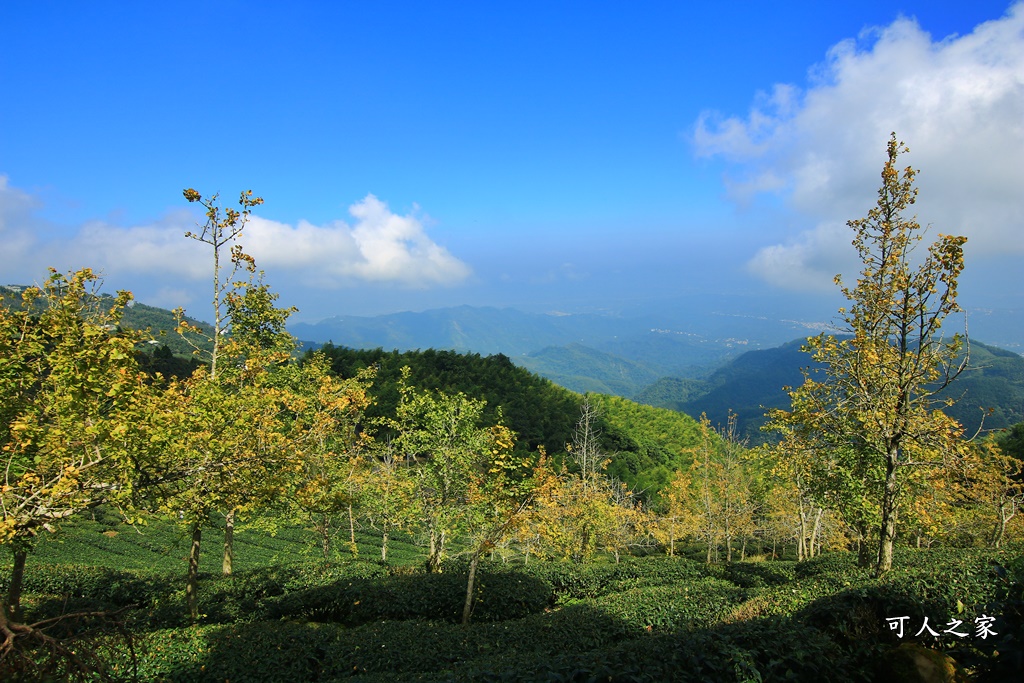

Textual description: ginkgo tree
[282,351,375,560]
[389,369,493,573]
[766,134,970,576]
[176,188,297,579]
[1,270,152,627]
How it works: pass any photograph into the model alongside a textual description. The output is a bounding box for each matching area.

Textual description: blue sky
[1,1,1021,328]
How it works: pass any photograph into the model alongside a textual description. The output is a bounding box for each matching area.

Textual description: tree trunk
[990,501,1011,549]
[187,523,202,621]
[222,508,235,575]
[7,549,27,623]
[461,553,480,625]
[810,508,824,559]
[381,529,389,562]
[426,528,445,573]
[320,522,331,560]
[348,503,357,556]
[875,455,900,577]
[856,523,873,568]
[797,500,808,561]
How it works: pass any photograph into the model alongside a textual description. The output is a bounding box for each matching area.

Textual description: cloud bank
[694,4,1024,291]
[0,190,471,294]
[243,195,471,287]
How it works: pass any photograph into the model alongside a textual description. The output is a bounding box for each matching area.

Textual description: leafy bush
[725,560,797,588]
[594,577,746,632]
[0,563,173,608]
[263,567,552,625]
[794,551,864,579]
[518,556,719,603]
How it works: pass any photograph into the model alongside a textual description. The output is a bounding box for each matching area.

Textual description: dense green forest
[310,344,707,501]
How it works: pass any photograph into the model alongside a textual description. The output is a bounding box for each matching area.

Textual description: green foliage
[121,301,214,359]
[586,393,703,497]
[1,269,154,546]
[996,421,1024,461]
[8,536,1024,681]
[314,344,579,456]
[264,565,551,625]
[517,342,661,396]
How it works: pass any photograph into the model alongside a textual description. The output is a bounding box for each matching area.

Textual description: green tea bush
[793,550,864,580]
[960,553,1024,682]
[0,563,174,608]
[725,560,797,588]
[517,556,720,603]
[593,577,746,632]
[457,617,852,683]
[263,567,552,625]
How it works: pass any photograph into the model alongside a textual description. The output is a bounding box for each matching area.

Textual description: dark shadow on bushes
[262,567,553,626]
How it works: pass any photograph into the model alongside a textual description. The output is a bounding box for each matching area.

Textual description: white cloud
[0,176,40,274]
[694,4,1024,291]
[0,188,470,291]
[73,210,209,279]
[244,194,472,287]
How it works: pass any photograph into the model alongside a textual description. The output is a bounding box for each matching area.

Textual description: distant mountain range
[289,304,1024,441]
[7,285,1018,440]
[287,304,846,376]
[653,339,1024,442]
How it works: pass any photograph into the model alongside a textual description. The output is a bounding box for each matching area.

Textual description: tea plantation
[3,511,1022,681]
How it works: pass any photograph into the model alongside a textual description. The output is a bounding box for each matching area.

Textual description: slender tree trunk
[426,527,445,573]
[875,454,901,577]
[462,553,480,625]
[427,529,438,572]
[797,500,808,562]
[740,536,747,562]
[810,508,823,559]
[222,508,235,575]
[856,523,873,568]
[187,523,202,621]
[381,529,389,562]
[7,549,27,623]
[348,502,357,556]
[990,501,1011,549]
[320,517,331,561]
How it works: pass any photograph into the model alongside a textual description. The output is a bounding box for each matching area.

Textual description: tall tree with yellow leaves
[766,134,969,576]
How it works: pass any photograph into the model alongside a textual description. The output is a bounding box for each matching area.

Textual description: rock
[876,643,965,683]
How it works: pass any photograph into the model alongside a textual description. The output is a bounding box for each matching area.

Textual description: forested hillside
[639,338,1024,442]
[313,344,706,499]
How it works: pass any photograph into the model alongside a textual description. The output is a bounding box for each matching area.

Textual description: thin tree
[767,134,969,576]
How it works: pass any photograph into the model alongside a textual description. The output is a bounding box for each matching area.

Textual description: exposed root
[0,605,137,682]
